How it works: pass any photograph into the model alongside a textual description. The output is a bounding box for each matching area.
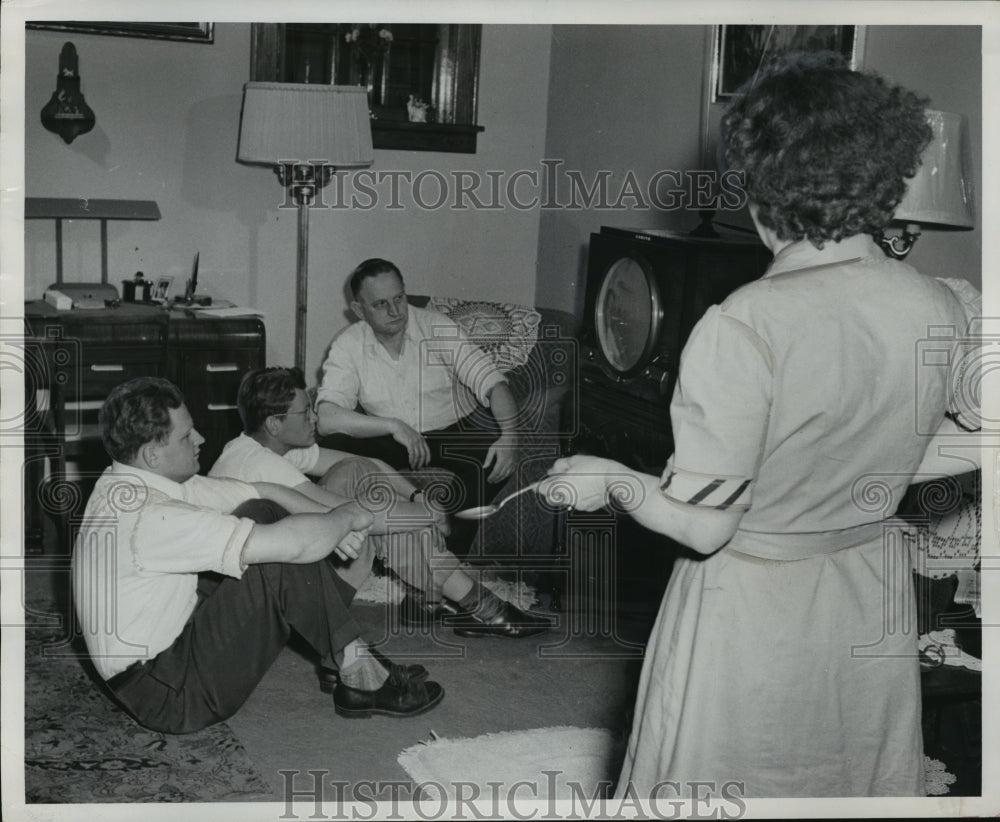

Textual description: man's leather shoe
[318,646,428,694]
[450,600,553,638]
[333,674,444,718]
[397,594,462,627]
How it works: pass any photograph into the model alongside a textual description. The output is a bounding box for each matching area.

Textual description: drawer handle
[90,364,124,372]
[205,363,239,373]
[66,400,105,412]
[207,403,239,412]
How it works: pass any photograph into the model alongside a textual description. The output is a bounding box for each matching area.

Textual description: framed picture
[26,22,214,43]
[711,25,864,102]
[153,276,174,302]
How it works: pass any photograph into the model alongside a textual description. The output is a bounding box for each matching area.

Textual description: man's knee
[321,456,394,503]
[232,498,290,524]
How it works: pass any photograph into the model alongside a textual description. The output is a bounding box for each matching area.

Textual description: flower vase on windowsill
[345,24,392,119]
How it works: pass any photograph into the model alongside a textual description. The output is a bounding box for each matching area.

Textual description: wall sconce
[40,42,96,144]
[879,110,975,260]
[236,82,374,371]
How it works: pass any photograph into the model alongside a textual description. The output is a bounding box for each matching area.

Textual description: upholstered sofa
[405,295,579,564]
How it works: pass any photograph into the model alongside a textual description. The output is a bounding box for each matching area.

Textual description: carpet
[398,726,625,800]
[23,604,271,803]
[398,726,956,799]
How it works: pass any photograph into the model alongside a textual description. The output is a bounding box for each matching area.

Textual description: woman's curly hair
[721,51,932,247]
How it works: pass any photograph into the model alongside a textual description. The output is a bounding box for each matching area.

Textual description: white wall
[24,23,983,371]
[24,23,552,380]
[536,25,984,318]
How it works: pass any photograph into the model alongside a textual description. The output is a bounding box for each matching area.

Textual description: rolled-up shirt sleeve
[663,307,772,512]
[450,326,508,408]
[130,475,261,578]
[316,334,362,410]
[131,502,255,578]
[283,443,321,474]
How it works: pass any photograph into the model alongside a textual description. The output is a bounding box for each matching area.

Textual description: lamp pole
[277,162,334,372]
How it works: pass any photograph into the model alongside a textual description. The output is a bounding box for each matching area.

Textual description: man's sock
[439,569,475,604]
[338,639,389,691]
[455,582,508,620]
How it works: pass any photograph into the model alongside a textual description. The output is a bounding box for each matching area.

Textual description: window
[250,23,484,153]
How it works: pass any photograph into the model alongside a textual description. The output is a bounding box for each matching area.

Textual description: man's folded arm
[241,503,373,565]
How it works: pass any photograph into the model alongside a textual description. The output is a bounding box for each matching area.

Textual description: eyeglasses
[366,293,407,313]
[273,408,313,419]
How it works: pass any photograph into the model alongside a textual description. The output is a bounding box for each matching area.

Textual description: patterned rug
[23,602,271,803]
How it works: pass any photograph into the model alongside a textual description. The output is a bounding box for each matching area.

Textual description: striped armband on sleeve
[659,467,752,511]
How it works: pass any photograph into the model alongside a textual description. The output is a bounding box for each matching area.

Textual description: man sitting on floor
[71,377,444,733]
[208,366,551,643]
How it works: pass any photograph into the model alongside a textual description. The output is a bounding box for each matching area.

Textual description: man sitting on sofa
[314,258,523,556]
[72,377,444,732]
[209,366,551,641]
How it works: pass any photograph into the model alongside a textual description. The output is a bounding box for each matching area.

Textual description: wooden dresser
[23,301,266,552]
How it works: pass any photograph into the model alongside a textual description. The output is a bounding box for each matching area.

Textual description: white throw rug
[398,726,955,799]
[398,726,624,801]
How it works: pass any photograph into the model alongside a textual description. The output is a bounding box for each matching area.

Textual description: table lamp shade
[237,82,373,167]
[894,110,974,229]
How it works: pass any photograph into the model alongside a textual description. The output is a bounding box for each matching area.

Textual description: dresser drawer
[65,346,166,397]
[173,340,265,470]
[177,349,258,409]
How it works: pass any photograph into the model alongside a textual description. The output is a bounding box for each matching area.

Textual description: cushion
[427,297,541,374]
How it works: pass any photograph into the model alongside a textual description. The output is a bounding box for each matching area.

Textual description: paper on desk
[193,306,265,318]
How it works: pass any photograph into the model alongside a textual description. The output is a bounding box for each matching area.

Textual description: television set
[575,225,772,471]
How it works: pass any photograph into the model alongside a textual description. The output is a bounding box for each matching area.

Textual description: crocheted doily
[427,297,541,373]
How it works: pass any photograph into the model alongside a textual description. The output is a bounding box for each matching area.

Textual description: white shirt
[71,463,259,679]
[209,433,319,487]
[316,306,507,433]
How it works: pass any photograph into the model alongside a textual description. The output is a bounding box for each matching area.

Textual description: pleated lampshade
[237,82,373,167]
[894,110,975,230]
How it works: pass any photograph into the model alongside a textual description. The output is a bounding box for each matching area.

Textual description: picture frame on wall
[26,22,214,43]
[711,25,864,102]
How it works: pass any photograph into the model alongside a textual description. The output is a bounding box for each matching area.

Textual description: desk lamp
[237,82,374,370]
[879,110,974,260]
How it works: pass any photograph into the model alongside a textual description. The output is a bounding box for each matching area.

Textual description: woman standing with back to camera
[540,52,979,797]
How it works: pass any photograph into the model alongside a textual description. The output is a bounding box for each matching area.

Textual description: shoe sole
[452,625,551,638]
[321,673,429,693]
[334,684,445,719]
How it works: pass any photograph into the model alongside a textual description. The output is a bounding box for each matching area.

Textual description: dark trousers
[322,412,508,556]
[106,499,361,734]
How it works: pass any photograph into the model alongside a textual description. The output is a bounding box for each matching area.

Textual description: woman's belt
[726,517,913,561]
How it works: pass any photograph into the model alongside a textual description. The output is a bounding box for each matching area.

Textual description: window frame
[249,23,484,153]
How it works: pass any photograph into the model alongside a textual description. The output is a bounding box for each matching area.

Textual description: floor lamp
[237,82,374,371]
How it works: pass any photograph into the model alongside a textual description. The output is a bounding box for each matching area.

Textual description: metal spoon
[454,481,541,520]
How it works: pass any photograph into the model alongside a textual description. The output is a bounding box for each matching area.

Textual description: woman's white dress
[615,235,973,798]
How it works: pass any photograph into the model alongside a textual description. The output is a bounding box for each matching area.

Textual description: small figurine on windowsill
[407,95,429,123]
